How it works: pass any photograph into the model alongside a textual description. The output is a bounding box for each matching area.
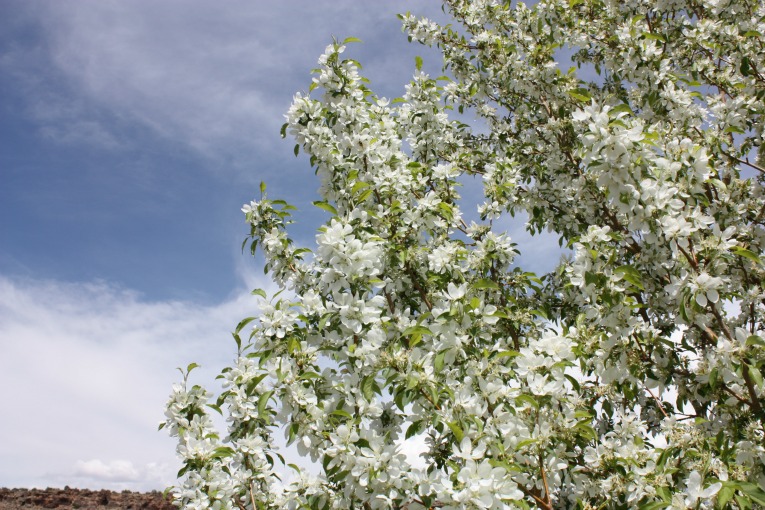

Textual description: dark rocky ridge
[0,488,174,510]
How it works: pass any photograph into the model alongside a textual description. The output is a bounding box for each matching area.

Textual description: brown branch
[677,244,699,271]
[418,387,441,411]
[411,498,443,509]
[539,454,552,509]
[521,486,553,510]
[733,157,765,175]
[384,288,396,315]
[250,482,257,510]
[720,382,751,406]
[644,385,669,419]
[709,303,733,341]
[407,266,433,311]
[701,326,718,343]
[633,292,652,325]
[741,363,765,418]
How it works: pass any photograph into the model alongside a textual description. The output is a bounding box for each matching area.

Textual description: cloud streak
[0,274,272,490]
[4,1,446,167]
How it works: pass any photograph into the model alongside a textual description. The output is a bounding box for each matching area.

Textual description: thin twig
[644,385,669,419]
[539,453,552,509]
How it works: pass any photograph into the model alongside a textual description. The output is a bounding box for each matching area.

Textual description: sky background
[0,1,560,491]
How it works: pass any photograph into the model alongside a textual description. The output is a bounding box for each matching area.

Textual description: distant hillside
[0,487,174,510]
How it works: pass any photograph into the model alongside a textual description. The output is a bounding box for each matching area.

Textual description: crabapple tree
[163,0,765,508]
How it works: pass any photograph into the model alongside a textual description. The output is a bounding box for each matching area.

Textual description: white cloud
[0,274,273,491]
[5,1,445,167]
[73,460,140,483]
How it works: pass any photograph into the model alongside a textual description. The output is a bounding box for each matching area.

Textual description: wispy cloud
[0,274,272,490]
[3,1,445,167]
[69,459,169,490]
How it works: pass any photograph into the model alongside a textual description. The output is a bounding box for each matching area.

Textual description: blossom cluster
[165,1,765,508]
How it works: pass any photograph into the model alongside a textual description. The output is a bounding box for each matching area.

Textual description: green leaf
[639,502,670,510]
[741,56,752,77]
[615,265,645,290]
[568,88,591,102]
[717,483,735,509]
[655,447,676,469]
[287,422,299,444]
[206,403,222,415]
[331,409,352,419]
[447,421,464,442]
[406,420,422,439]
[437,202,454,221]
[473,278,500,290]
[403,325,432,348]
[515,394,539,410]
[318,312,334,331]
[488,458,521,473]
[415,55,423,71]
[655,486,671,502]
[574,421,597,441]
[741,483,765,506]
[394,389,408,411]
[746,335,765,348]
[642,32,666,42]
[294,144,300,157]
[732,246,763,265]
[235,316,257,334]
[342,36,362,44]
[709,367,719,389]
[361,375,376,401]
[434,350,446,372]
[746,364,763,390]
[246,374,267,392]
[679,298,689,322]
[565,374,581,391]
[213,446,236,459]
[735,493,752,510]
[403,325,433,337]
[610,103,633,116]
[356,188,373,203]
[312,201,338,216]
[584,271,600,287]
[258,391,274,417]
[351,180,370,194]
[186,363,199,374]
[515,438,538,449]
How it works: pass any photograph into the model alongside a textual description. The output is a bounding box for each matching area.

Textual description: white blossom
[166,1,765,508]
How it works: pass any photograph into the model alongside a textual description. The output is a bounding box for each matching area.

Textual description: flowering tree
[162,0,765,508]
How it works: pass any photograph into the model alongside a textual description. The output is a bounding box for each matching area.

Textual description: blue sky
[0,1,560,491]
